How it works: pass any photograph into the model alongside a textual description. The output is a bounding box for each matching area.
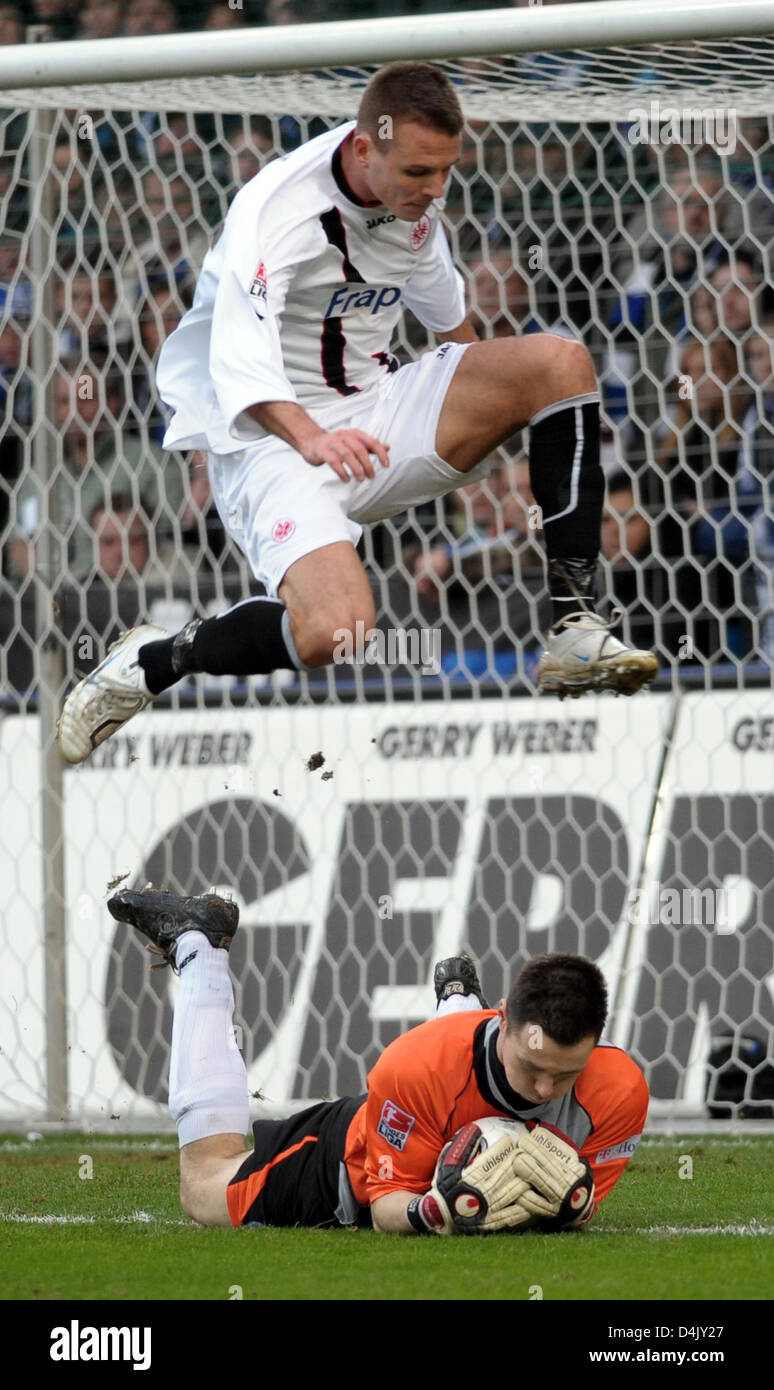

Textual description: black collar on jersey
[331,130,382,209]
[473,1016,543,1116]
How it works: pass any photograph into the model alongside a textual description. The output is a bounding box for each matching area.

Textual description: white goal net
[1,2,774,1126]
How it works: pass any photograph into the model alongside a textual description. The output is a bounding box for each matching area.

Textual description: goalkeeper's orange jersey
[343,1011,648,1214]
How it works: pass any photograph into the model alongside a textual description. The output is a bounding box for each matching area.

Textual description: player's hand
[413,548,451,603]
[509,1124,595,1229]
[301,427,390,482]
[407,1122,536,1235]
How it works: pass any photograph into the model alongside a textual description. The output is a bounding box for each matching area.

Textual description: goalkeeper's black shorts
[226,1095,371,1229]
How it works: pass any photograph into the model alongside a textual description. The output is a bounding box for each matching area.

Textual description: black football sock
[138,598,304,696]
[527,393,604,629]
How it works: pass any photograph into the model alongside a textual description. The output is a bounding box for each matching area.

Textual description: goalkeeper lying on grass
[108,887,648,1235]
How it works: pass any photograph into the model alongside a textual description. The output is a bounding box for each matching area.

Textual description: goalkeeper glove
[406,1122,535,1235]
[509,1124,595,1229]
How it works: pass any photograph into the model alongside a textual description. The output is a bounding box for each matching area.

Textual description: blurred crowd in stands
[2,0,774,694]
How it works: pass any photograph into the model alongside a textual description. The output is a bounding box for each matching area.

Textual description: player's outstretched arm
[248,400,390,481]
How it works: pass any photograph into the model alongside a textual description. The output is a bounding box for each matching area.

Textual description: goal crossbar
[2,0,774,92]
[4,2,774,121]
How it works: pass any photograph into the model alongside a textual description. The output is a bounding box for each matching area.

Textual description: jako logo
[50,1321,151,1371]
[366,214,396,229]
[323,286,402,318]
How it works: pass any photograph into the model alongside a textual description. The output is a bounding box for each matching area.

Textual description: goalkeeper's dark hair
[356,63,464,144]
[505,954,607,1046]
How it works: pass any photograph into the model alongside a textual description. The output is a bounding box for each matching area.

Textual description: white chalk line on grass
[2,1212,773,1236]
[2,1210,190,1227]
[0,1139,177,1153]
[640,1136,773,1148]
[597,1222,774,1237]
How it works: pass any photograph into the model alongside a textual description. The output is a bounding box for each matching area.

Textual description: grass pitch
[2,1132,773,1302]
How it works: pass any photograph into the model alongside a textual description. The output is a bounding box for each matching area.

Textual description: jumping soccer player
[107,886,649,1235]
[58,62,657,764]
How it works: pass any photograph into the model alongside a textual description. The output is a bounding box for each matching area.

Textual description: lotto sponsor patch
[377,1099,416,1151]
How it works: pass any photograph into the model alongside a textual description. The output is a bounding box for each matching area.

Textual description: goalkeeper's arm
[370,1123,595,1236]
[370,1190,424,1234]
[370,1125,533,1236]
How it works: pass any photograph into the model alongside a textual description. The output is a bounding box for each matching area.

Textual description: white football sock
[435,993,484,1018]
[168,931,249,1148]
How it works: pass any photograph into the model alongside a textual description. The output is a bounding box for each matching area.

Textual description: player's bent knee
[549,336,596,391]
[518,332,593,378]
[180,1176,233,1229]
[487,334,596,403]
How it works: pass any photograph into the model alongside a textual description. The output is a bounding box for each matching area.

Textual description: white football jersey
[157,122,466,455]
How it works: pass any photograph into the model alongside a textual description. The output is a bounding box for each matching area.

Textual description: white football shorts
[207,340,490,597]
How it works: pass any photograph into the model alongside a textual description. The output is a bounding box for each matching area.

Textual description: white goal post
[1,1,774,1127]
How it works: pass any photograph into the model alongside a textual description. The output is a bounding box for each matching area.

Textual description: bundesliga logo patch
[377,1099,416,1151]
[249,260,268,316]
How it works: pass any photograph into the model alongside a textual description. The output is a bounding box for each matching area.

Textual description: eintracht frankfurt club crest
[410,215,431,252]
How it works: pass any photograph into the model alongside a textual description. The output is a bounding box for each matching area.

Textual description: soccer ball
[473,1115,528,1149]
[469,1116,538,1234]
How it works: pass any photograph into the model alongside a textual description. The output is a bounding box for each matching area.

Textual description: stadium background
[1,0,774,1133]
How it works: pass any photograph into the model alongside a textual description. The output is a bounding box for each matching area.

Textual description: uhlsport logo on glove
[530,1127,577,1166]
[477,1147,512,1177]
[455,1193,482,1218]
